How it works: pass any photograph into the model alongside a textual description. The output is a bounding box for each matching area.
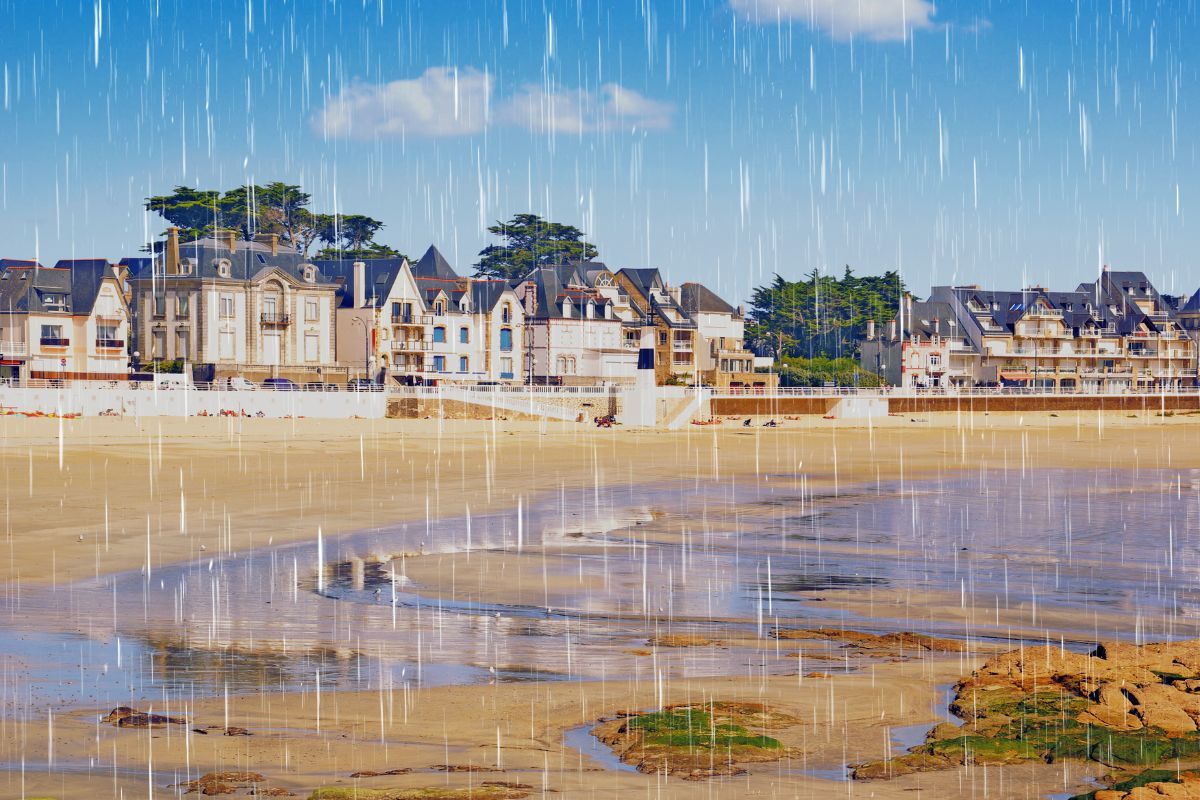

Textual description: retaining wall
[0,386,387,419]
[887,394,1200,414]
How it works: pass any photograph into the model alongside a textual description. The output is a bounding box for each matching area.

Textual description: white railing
[0,341,28,356]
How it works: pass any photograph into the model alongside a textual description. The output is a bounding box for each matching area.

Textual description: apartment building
[0,259,130,381]
[862,269,1198,391]
[128,229,341,383]
[320,246,524,384]
[516,263,636,384]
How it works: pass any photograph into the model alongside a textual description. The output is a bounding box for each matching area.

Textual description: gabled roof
[140,236,335,287]
[313,257,409,309]
[680,282,737,315]
[412,245,459,280]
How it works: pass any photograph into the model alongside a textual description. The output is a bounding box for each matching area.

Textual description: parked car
[303,382,340,392]
[262,377,299,391]
[346,378,378,391]
[227,376,257,391]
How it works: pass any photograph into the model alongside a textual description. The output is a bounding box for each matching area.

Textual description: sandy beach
[0,410,1197,798]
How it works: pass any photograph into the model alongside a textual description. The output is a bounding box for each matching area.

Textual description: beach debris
[770,627,967,653]
[854,640,1200,781]
[430,764,503,773]
[102,706,186,728]
[646,633,716,648]
[307,786,531,800]
[591,701,799,779]
[175,771,269,795]
[349,768,412,778]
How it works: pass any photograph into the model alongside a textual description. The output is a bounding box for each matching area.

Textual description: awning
[998,371,1032,381]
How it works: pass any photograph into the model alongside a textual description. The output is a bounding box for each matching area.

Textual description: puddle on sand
[888,683,958,753]
[563,723,640,774]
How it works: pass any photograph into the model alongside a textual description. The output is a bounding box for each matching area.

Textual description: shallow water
[4,467,1199,718]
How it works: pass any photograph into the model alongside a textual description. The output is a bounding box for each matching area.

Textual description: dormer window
[303,265,316,283]
[434,300,445,316]
[586,301,595,319]
[40,293,65,311]
[501,304,512,323]
[216,259,231,278]
[562,299,571,318]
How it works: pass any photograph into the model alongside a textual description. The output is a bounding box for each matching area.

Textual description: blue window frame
[433,326,446,343]
[499,328,513,352]
[459,356,468,372]
[433,355,446,372]
[459,327,469,343]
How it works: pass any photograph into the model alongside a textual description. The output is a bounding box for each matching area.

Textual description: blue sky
[1,0,1197,303]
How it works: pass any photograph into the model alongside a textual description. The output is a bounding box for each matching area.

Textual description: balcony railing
[261,313,291,326]
[40,337,70,347]
[392,313,433,326]
[672,340,693,351]
[0,341,28,356]
[95,338,125,349]
[393,339,433,352]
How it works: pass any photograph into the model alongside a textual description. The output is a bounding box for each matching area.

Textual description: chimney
[933,317,940,335]
[165,227,181,275]
[888,319,897,341]
[669,285,682,305]
[221,229,238,253]
[866,319,876,340]
[353,261,366,308]
[268,233,279,256]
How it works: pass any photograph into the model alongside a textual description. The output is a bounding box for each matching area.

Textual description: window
[220,294,235,318]
[154,294,166,317]
[929,354,942,367]
[152,330,166,358]
[306,299,319,322]
[433,326,446,343]
[219,330,235,359]
[176,293,189,316]
[434,300,444,316]
[500,357,514,379]
[459,327,470,344]
[175,329,190,357]
[40,324,65,345]
[97,324,118,341]
[501,304,512,323]
[499,328,513,352]
[459,356,468,373]
[391,302,402,320]
[305,333,319,362]
[659,331,667,345]
[433,355,446,372]
[41,293,65,310]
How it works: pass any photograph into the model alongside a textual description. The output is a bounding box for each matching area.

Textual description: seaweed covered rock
[591,701,798,779]
[855,640,1200,780]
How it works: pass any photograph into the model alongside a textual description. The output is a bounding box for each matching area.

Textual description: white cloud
[729,0,937,42]
[499,83,674,134]
[314,69,673,139]
[313,67,492,139]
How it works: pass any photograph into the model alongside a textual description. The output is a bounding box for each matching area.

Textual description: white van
[227,376,257,391]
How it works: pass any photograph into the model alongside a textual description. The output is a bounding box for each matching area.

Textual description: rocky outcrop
[854,640,1200,781]
[102,706,186,728]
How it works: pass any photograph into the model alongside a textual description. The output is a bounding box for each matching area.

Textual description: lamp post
[350,316,371,382]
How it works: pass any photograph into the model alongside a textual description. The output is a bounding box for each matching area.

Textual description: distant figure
[763,419,777,427]
[743,418,752,427]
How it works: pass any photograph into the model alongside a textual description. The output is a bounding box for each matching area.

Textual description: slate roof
[411,245,459,280]
[313,257,408,309]
[0,259,121,316]
[139,236,335,287]
[520,264,612,320]
[679,282,737,316]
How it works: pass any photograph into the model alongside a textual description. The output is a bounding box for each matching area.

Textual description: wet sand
[0,410,1197,797]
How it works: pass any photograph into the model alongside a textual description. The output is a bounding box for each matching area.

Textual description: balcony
[0,341,28,356]
[95,338,125,349]
[392,339,432,352]
[671,340,693,352]
[261,313,291,326]
[40,337,70,347]
[392,313,432,326]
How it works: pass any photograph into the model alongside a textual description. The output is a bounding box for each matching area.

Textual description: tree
[474,213,599,280]
[146,183,398,258]
[745,267,907,360]
[144,186,224,242]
